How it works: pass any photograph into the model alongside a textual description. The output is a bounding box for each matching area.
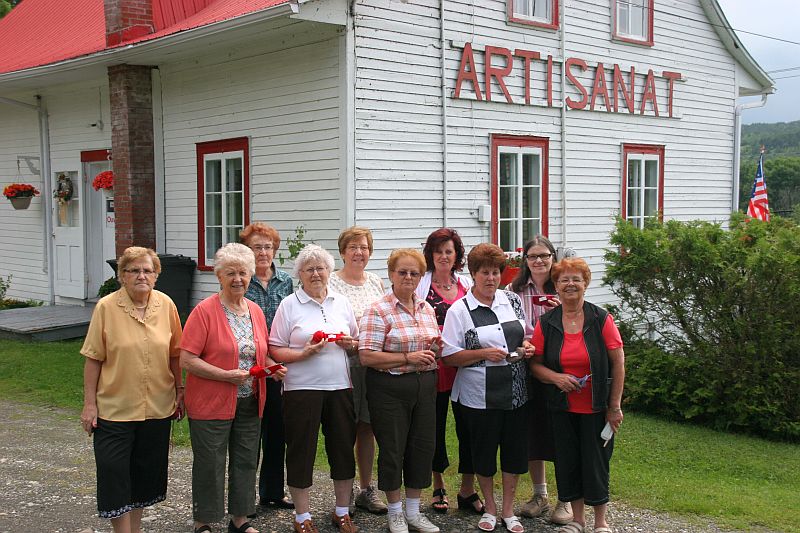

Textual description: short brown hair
[240,222,281,249]
[117,247,160,279]
[550,257,591,286]
[338,226,374,255]
[387,248,426,273]
[466,243,506,276]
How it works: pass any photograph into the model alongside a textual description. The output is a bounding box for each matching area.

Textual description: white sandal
[502,515,524,533]
[556,522,585,533]
[594,528,613,533]
[478,512,497,531]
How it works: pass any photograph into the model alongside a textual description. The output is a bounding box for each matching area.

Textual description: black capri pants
[550,410,614,506]
[458,402,528,477]
[93,416,171,518]
[366,369,437,492]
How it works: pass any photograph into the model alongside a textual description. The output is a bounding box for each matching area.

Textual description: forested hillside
[739,120,800,216]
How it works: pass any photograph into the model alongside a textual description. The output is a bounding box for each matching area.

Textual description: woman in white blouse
[328,226,388,515]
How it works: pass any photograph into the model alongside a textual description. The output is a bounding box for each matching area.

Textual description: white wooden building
[0,0,774,306]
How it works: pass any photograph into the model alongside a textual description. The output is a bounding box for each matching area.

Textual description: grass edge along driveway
[0,338,796,532]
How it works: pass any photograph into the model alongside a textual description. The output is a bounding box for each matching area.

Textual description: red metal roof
[0,0,291,75]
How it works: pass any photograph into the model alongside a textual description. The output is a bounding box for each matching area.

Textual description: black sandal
[228,520,256,533]
[431,487,449,513]
[457,492,485,515]
[194,526,212,533]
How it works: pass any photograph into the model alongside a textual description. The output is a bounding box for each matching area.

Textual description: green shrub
[604,214,800,441]
[97,276,120,298]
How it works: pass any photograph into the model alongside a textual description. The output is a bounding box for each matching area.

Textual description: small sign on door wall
[106,198,115,227]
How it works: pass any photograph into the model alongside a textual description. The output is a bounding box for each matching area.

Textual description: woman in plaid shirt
[359,249,442,533]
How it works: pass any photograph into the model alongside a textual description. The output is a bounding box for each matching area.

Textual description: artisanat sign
[454,42,682,118]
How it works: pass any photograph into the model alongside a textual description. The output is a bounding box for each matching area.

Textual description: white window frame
[496,145,544,252]
[202,150,245,264]
[624,151,662,228]
[614,0,653,45]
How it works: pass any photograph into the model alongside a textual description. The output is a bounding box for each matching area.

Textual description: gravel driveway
[0,400,760,533]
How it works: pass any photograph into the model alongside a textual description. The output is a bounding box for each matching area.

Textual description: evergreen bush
[604,213,800,441]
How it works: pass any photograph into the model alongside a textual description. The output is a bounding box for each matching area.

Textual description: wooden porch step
[0,305,95,341]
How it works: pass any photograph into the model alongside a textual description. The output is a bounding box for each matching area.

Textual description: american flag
[746,150,770,222]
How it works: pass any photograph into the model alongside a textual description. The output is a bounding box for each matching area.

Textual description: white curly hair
[293,243,335,278]
[213,242,256,276]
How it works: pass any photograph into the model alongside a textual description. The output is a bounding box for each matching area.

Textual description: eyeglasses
[303,266,328,275]
[346,245,370,252]
[123,268,156,276]
[393,270,421,279]
[557,277,585,285]
[525,253,553,262]
[251,244,274,252]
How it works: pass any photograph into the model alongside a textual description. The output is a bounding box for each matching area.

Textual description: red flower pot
[500,266,519,287]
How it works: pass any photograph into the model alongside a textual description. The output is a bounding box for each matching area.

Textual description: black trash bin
[107,254,196,318]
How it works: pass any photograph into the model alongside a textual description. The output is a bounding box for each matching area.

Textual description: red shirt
[532,314,622,413]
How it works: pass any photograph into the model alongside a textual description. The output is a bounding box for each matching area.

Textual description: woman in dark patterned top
[415,228,481,515]
[441,243,534,533]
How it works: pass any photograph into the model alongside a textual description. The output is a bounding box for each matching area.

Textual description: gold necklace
[563,309,583,327]
[433,276,455,291]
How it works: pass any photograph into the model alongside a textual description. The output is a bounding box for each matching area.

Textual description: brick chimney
[105,0,155,47]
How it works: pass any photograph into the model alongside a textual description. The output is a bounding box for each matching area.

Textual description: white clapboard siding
[158,19,343,303]
[353,0,745,306]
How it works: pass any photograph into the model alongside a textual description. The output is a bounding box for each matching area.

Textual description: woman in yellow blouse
[80,247,183,533]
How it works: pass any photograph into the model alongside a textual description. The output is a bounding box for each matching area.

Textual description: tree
[739,156,800,215]
[0,0,12,18]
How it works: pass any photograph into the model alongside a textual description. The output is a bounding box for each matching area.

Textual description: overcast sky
[717,0,800,124]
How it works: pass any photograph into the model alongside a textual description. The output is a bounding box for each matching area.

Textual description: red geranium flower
[3,183,40,199]
[92,171,114,191]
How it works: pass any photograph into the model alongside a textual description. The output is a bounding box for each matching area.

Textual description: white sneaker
[550,500,574,525]
[405,513,440,533]
[388,512,409,533]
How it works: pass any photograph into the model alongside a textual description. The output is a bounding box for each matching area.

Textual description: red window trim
[506,0,559,30]
[612,0,655,47]
[81,149,112,162]
[490,134,550,246]
[621,143,664,223]
[196,137,250,272]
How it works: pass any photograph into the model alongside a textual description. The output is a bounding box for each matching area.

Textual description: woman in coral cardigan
[181,243,286,533]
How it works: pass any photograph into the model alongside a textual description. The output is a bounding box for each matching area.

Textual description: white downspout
[0,96,54,305]
[559,4,567,247]
[733,93,768,212]
[439,0,449,227]
[38,96,55,305]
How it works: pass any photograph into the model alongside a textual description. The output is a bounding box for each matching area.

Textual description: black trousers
[258,378,287,501]
[550,410,614,506]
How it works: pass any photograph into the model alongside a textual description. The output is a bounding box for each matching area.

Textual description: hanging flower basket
[92,171,114,191]
[3,183,40,210]
[501,248,524,286]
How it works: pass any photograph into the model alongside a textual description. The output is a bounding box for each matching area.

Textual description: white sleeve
[268,299,292,347]
[441,302,468,357]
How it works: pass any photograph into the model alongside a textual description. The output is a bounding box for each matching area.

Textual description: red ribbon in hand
[249,364,285,379]
[311,331,346,343]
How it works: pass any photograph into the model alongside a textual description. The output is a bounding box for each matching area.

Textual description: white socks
[405,497,421,518]
[534,483,548,496]
[335,506,349,517]
[295,512,312,523]
[387,500,403,515]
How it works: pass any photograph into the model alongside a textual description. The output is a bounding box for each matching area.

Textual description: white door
[53,170,86,299]
[84,160,115,298]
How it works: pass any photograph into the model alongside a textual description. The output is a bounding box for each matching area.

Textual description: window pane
[628,159,641,189]
[645,160,658,187]
[534,0,550,19]
[206,227,222,259]
[644,189,658,217]
[499,153,518,186]
[206,160,221,192]
[522,154,540,186]
[618,2,629,33]
[631,4,644,37]
[628,187,640,218]
[226,192,243,226]
[500,186,518,219]
[523,218,539,241]
[206,194,222,226]
[523,186,540,218]
[514,0,529,16]
[226,226,241,245]
[226,157,243,191]
[499,220,517,252]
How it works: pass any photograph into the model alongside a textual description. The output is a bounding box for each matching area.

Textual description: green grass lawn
[1,339,797,532]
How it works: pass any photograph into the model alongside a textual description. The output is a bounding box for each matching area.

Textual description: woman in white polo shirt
[269,244,359,533]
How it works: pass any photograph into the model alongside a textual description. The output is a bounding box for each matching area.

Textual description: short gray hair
[293,244,335,277]
[214,242,256,276]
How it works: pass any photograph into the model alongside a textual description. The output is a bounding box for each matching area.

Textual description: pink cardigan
[182,293,269,420]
